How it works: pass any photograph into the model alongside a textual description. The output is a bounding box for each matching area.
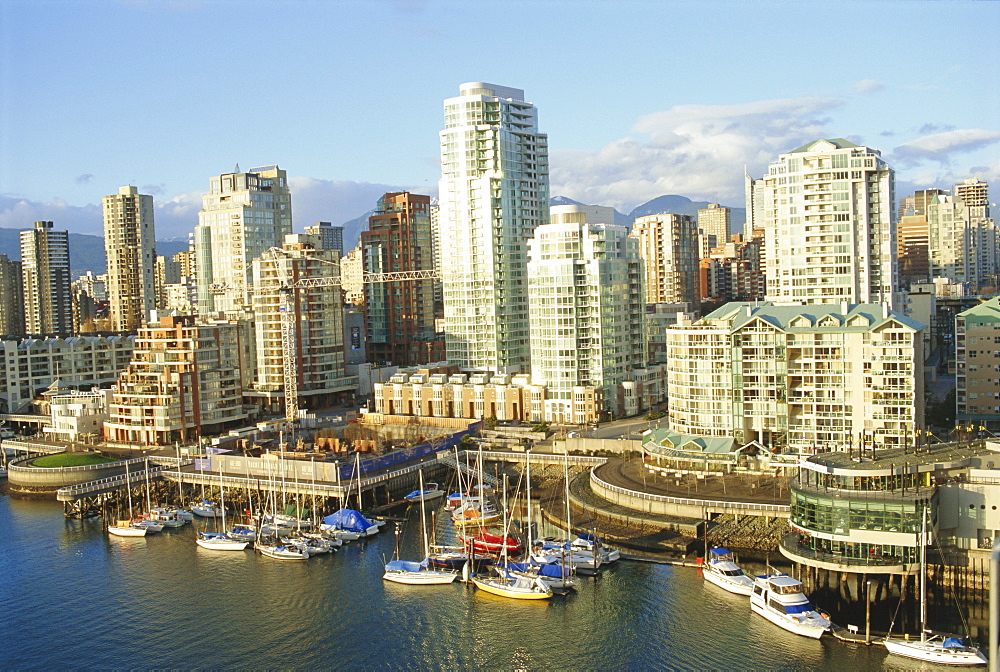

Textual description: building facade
[666,302,924,453]
[249,236,355,414]
[361,192,441,366]
[698,234,764,303]
[104,316,250,445]
[528,205,646,420]
[438,82,549,373]
[304,221,344,256]
[21,221,72,335]
[103,186,156,330]
[750,139,898,307]
[956,297,1000,430]
[0,253,24,336]
[631,213,700,309]
[697,203,732,257]
[194,166,292,315]
[0,334,136,414]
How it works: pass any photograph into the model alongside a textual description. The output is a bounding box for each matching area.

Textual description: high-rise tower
[0,254,24,336]
[528,205,645,421]
[103,186,156,330]
[438,82,549,373]
[749,139,897,307]
[631,213,700,309]
[362,192,441,366]
[194,165,292,315]
[21,221,72,334]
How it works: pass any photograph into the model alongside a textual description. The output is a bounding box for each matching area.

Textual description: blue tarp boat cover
[577,533,601,543]
[502,562,570,579]
[323,508,374,533]
[943,638,965,649]
[385,560,425,572]
[710,547,731,556]
[783,603,814,614]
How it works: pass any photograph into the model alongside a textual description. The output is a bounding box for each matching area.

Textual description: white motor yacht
[702,548,754,596]
[749,574,830,639]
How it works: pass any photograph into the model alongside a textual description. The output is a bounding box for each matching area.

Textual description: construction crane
[255,247,440,424]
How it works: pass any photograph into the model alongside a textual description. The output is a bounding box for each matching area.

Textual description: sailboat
[472,474,552,600]
[884,508,987,665]
[196,458,248,551]
[108,461,147,537]
[384,470,457,585]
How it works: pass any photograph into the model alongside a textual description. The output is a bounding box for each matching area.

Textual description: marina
[2,492,895,670]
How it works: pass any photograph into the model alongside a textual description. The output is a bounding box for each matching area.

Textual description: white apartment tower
[103,186,156,330]
[750,139,897,307]
[528,205,645,420]
[21,221,72,335]
[194,165,292,315]
[439,82,550,373]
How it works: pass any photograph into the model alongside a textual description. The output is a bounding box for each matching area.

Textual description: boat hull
[884,639,988,666]
[196,538,249,551]
[749,601,827,639]
[472,577,552,600]
[383,570,457,585]
[108,526,147,537]
[703,567,754,596]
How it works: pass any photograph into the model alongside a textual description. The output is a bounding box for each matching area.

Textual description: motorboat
[702,547,754,596]
[108,519,148,537]
[147,507,188,528]
[196,532,249,551]
[405,483,445,503]
[749,574,830,639]
[570,533,620,565]
[472,571,553,600]
[190,500,224,518]
[257,543,310,560]
[132,517,164,533]
[383,560,457,585]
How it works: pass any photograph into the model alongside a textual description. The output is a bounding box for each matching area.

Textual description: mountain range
[0,195,746,277]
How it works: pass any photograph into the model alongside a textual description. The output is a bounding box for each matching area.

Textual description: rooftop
[802,440,997,475]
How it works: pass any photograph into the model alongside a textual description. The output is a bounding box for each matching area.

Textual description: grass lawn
[31,453,117,468]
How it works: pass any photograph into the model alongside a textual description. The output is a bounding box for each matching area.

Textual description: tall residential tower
[194,165,292,315]
[21,221,72,335]
[438,83,549,373]
[749,139,898,307]
[103,186,156,330]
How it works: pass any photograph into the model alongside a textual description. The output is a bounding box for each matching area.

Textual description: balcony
[779,533,914,574]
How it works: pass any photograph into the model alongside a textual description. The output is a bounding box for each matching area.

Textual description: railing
[779,533,913,569]
[590,468,790,514]
[56,460,172,499]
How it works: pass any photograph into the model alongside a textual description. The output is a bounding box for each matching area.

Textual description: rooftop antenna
[235,162,240,173]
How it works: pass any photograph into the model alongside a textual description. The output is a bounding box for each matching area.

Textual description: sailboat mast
[218,458,226,533]
[525,450,532,541]
[564,452,571,537]
[419,469,429,558]
[920,505,927,640]
[125,461,134,520]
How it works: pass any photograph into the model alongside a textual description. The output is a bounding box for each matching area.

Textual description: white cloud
[0,196,103,235]
[551,97,843,212]
[892,128,1000,165]
[853,79,885,94]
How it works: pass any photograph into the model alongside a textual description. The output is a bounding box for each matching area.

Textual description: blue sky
[1,0,998,242]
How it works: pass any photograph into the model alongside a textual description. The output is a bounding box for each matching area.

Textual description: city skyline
[1,1,998,240]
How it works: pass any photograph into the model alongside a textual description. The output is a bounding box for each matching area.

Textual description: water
[1,494,910,669]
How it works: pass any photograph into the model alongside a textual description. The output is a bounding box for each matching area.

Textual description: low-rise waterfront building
[0,334,136,413]
[43,388,109,440]
[666,302,925,453]
[780,441,1000,574]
